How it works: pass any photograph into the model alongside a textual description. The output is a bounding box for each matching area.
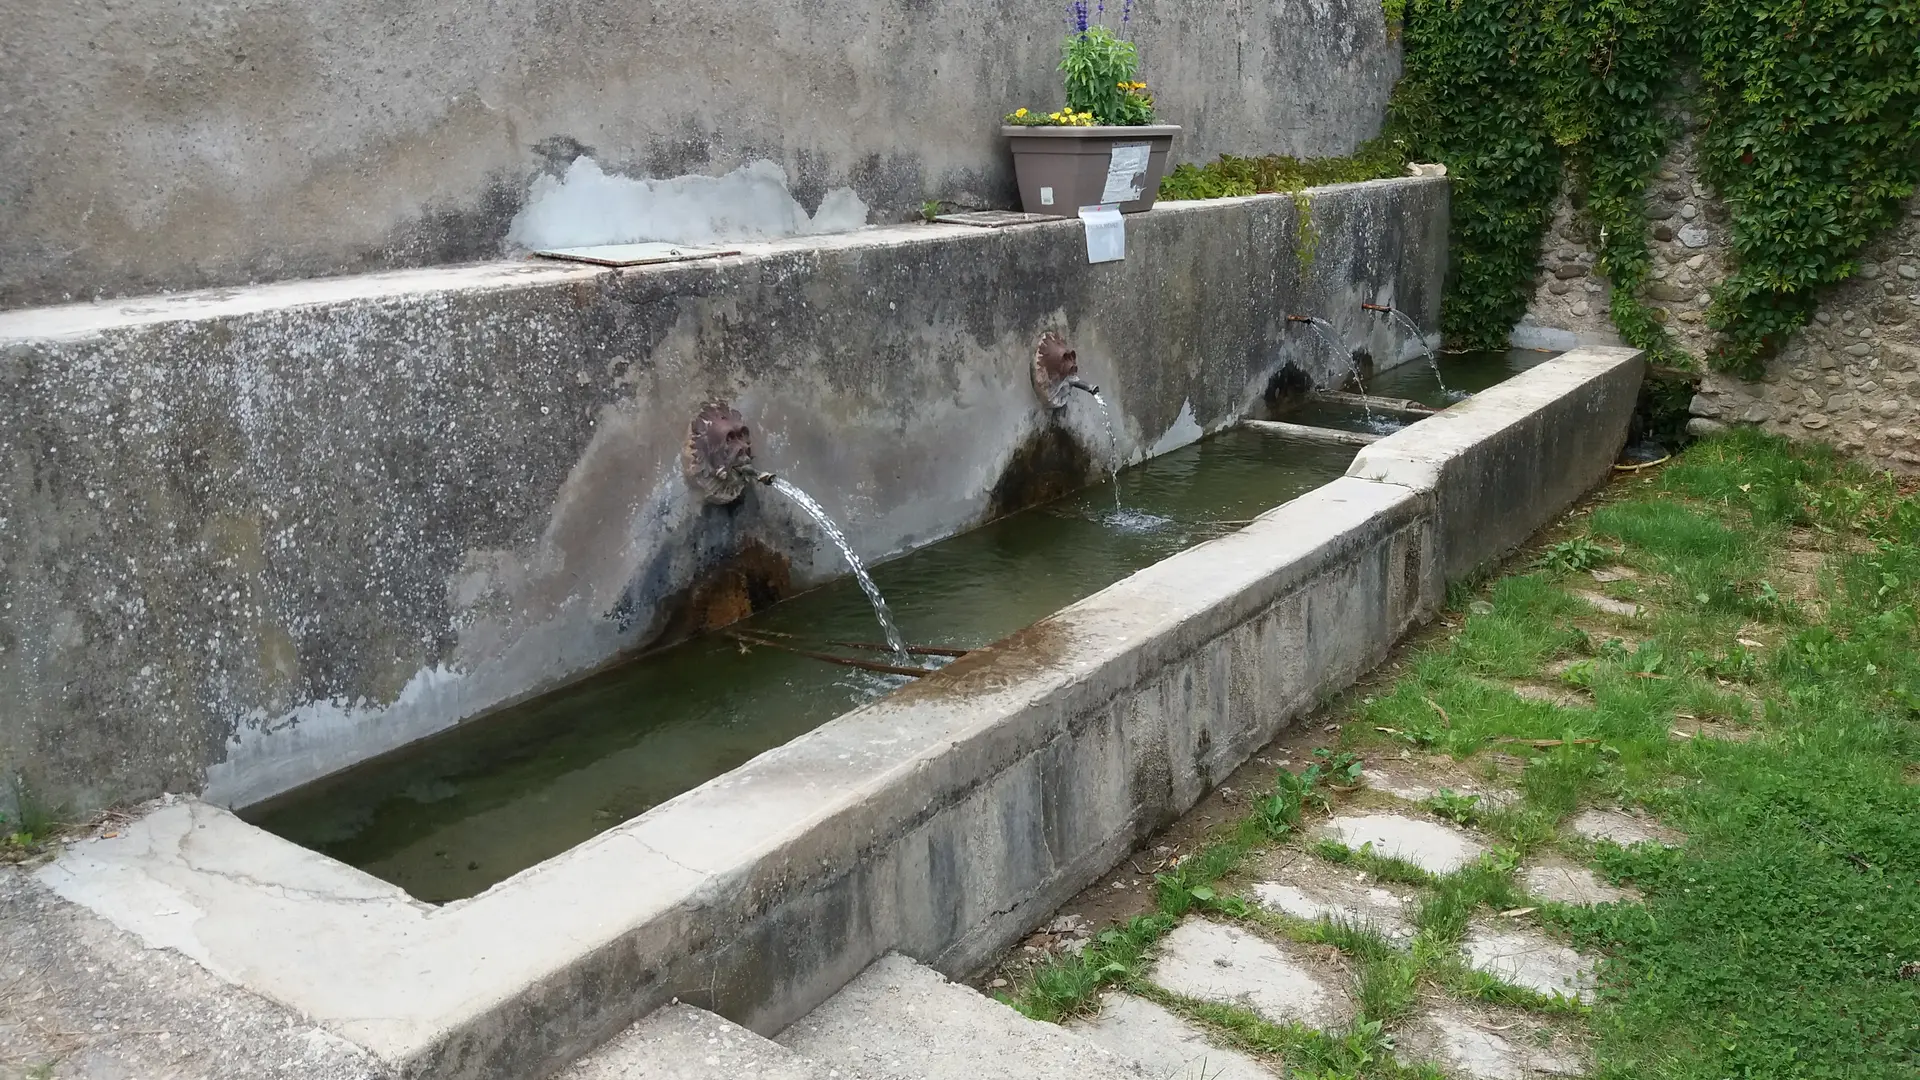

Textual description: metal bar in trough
[1313,390,1439,416]
[1240,419,1381,446]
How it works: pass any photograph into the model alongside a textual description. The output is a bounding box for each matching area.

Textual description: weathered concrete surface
[1147,920,1348,1028]
[1395,1004,1586,1079]
[779,953,1141,1080]
[1568,807,1681,847]
[1520,859,1638,906]
[1461,926,1597,1004]
[1316,813,1485,875]
[0,867,384,1080]
[1346,346,1645,582]
[559,1004,826,1080]
[1069,993,1275,1080]
[0,0,1402,308]
[36,472,1431,1080]
[1248,875,1416,942]
[0,180,1449,815]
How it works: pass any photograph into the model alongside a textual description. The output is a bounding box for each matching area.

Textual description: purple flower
[1066,0,1089,32]
[1121,0,1133,22]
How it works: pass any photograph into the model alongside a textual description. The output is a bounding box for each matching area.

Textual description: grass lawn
[1004,431,1920,1079]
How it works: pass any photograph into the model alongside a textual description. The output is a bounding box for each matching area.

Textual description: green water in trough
[1273,347,1558,433]
[249,428,1357,902]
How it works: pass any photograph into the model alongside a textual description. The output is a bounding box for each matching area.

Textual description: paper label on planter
[1040,186,1055,206]
[1101,143,1152,204]
[1080,204,1125,263]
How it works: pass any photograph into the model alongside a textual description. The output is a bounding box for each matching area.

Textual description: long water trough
[247,429,1357,902]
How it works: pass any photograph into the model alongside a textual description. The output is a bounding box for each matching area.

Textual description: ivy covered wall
[1386,0,1920,378]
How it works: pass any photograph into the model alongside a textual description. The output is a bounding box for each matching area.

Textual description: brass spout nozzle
[1286,314,1316,323]
[1361,303,1393,313]
[1068,376,1101,396]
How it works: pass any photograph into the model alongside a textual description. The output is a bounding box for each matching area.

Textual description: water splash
[766,477,908,658]
[1091,391,1123,512]
[1380,307,1454,399]
[1105,506,1174,532]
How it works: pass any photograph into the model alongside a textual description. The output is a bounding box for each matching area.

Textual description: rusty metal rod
[725,632,930,678]
[731,628,969,658]
[832,639,970,658]
[1313,390,1438,416]
[1240,418,1381,446]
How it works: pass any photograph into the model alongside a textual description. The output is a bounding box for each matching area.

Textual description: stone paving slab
[1248,877,1416,942]
[1316,813,1486,875]
[1070,993,1276,1080]
[1146,920,1349,1029]
[1359,759,1518,810]
[1462,925,1597,1003]
[1568,808,1681,847]
[1521,858,1638,906]
[1396,1004,1587,1079]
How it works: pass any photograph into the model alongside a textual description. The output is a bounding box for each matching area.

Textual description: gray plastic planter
[1001,125,1181,216]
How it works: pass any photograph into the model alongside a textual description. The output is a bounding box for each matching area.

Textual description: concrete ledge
[35,351,1633,1080]
[1345,346,1645,582]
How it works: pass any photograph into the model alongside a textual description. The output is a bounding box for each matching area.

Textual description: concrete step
[777,953,1147,1080]
[1067,992,1277,1080]
[557,1002,829,1080]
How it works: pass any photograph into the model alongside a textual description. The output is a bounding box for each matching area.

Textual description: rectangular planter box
[1001,125,1180,216]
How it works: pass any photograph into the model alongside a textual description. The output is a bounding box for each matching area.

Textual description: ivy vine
[1695,0,1920,374]
[1385,1,1562,350]
[1389,0,1920,375]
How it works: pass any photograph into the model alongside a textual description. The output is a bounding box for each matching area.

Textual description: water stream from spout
[1302,317,1374,421]
[1382,307,1454,399]
[1090,391,1122,511]
[766,476,909,659]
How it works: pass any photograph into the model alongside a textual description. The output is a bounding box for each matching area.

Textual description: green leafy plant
[1159,137,1409,200]
[1313,839,1354,863]
[1309,747,1365,788]
[1062,26,1155,125]
[1535,537,1610,574]
[1007,3,1156,127]
[1426,787,1484,824]
[1009,912,1173,1021]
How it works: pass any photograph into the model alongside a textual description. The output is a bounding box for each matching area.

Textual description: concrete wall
[0,0,1402,309]
[0,178,1449,816]
[35,348,1644,1080]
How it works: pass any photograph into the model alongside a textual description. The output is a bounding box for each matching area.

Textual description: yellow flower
[1015,107,1028,117]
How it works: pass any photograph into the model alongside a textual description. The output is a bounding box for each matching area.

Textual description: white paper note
[1100,143,1153,204]
[1080,204,1125,263]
